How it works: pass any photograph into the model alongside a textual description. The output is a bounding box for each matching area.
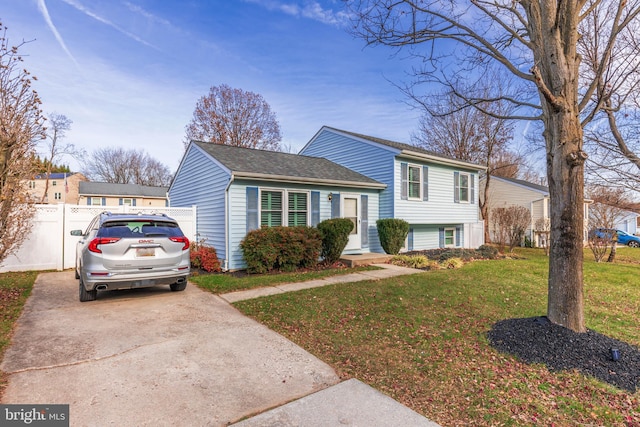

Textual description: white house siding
[227,179,381,270]
[615,211,639,235]
[169,146,230,263]
[300,129,397,219]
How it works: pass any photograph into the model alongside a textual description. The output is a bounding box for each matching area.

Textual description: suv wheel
[79,279,97,302]
[170,281,187,292]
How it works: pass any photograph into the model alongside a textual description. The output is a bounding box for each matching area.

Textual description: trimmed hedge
[240,226,322,274]
[317,218,354,265]
[377,218,410,255]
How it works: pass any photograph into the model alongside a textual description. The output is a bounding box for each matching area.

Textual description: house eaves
[398,150,487,171]
[232,172,387,189]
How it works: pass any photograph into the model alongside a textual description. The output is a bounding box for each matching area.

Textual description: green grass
[190,264,381,294]
[233,248,640,426]
[0,271,38,398]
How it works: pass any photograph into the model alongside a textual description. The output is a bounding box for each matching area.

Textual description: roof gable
[309,126,484,171]
[491,176,549,195]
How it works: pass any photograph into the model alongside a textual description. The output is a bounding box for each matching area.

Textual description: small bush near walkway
[190,239,222,273]
[317,218,353,265]
[377,218,409,255]
[240,226,322,274]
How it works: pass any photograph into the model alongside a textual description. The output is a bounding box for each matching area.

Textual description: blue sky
[4,0,422,173]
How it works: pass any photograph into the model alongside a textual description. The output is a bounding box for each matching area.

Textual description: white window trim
[258,188,310,227]
[407,163,422,201]
[458,172,471,204]
[444,227,457,247]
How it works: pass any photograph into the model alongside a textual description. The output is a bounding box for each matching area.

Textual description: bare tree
[184,84,282,151]
[40,113,83,203]
[82,147,172,186]
[412,87,519,242]
[534,217,551,255]
[491,206,531,252]
[586,185,629,262]
[346,0,640,332]
[0,22,45,263]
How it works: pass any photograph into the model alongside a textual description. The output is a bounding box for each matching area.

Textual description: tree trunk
[544,111,586,333]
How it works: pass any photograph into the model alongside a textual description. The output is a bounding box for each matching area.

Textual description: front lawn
[234,248,640,426]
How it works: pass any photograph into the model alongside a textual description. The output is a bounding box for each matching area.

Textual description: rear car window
[98,221,184,238]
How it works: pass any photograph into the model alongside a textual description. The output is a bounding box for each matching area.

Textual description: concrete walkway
[220,263,424,303]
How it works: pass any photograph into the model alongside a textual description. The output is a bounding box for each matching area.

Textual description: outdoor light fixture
[328,192,333,201]
[610,348,620,361]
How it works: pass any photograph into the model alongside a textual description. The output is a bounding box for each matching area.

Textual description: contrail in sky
[37,0,80,67]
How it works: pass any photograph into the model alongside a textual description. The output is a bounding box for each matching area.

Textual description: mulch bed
[488,316,640,392]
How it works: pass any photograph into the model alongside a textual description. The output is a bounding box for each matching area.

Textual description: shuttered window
[288,192,308,226]
[261,190,283,227]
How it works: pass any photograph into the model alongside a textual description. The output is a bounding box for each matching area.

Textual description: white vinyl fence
[0,204,197,273]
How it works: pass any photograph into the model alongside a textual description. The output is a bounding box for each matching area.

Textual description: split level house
[169,126,485,271]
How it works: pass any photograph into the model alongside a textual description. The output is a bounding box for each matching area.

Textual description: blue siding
[394,159,479,224]
[227,180,382,270]
[169,146,230,264]
[301,129,397,219]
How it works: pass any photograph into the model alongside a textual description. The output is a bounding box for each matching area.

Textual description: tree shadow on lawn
[488,316,640,393]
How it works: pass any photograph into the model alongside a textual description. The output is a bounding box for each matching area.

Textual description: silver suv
[71,212,190,302]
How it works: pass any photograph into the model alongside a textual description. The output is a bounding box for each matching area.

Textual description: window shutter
[119,198,123,206]
[456,226,461,247]
[361,195,368,248]
[102,197,106,205]
[133,199,137,207]
[470,174,475,204]
[454,172,460,203]
[439,227,445,248]
[422,166,429,201]
[246,187,259,232]
[331,193,340,218]
[401,163,408,200]
[311,191,320,226]
[87,197,91,206]
[408,228,414,251]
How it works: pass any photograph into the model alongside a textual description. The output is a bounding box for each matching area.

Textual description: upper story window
[52,180,57,186]
[454,172,474,204]
[401,162,428,201]
[29,181,36,189]
[54,192,62,200]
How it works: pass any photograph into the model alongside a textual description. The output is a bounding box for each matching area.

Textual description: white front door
[342,194,361,250]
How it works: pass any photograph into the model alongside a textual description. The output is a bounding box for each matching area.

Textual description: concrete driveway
[1,271,339,426]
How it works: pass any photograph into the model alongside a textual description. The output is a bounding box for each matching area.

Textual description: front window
[288,192,308,226]
[123,198,132,206]
[444,227,456,247]
[408,165,421,199]
[261,190,283,227]
[91,198,103,206]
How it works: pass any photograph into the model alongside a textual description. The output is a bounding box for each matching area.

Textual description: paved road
[1,271,339,426]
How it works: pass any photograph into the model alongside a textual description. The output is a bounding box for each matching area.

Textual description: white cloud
[244,0,350,27]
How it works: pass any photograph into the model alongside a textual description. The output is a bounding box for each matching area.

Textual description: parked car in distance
[71,212,190,302]
[589,228,640,248]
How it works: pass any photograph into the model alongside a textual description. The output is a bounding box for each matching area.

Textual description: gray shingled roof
[325,126,484,169]
[79,182,168,198]
[193,141,385,187]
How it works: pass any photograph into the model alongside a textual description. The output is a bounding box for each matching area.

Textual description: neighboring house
[168,141,386,271]
[79,182,168,207]
[614,210,639,235]
[26,172,88,204]
[481,175,591,246]
[300,126,485,252]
